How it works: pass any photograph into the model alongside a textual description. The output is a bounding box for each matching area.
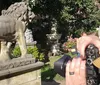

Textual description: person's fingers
[69,58,76,73]
[77,36,92,58]
[66,59,86,85]
[80,60,86,78]
[93,40,100,51]
[74,58,81,75]
[66,61,71,85]
[79,40,87,58]
[66,61,71,77]
[77,37,86,57]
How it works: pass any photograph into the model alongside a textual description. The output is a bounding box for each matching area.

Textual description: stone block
[0,69,42,85]
[0,61,44,85]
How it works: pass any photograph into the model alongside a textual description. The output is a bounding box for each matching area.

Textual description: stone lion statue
[0,2,35,61]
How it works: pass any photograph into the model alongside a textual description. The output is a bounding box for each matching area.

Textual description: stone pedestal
[0,69,41,85]
[0,57,44,85]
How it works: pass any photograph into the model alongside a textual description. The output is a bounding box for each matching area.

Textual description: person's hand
[66,58,86,85]
[77,34,100,59]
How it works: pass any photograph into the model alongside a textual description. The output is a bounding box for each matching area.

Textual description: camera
[54,54,72,77]
[54,44,99,80]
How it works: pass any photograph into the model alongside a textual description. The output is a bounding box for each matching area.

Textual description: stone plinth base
[0,69,41,85]
[0,61,44,85]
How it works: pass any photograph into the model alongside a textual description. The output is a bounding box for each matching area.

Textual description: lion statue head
[1,2,35,26]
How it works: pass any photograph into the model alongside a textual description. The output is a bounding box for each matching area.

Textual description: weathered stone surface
[0,61,44,77]
[0,69,42,85]
[0,54,35,71]
[2,2,35,25]
[0,1,43,85]
[0,2,35,61]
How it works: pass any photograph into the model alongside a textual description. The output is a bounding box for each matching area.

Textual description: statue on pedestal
[0,2,35,61]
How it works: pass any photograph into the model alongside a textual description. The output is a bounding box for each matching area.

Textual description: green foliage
[29,0,100,40]
[27,46,45,61]
[39,53,45,61]
[12,46,21,57]
[27,46,39,58]
[12,45,44,61]
[58,0,100,36]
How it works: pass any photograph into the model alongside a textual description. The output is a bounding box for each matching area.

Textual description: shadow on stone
[42,80,60,85]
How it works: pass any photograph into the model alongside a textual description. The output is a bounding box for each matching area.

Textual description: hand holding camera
[54,34,100,85]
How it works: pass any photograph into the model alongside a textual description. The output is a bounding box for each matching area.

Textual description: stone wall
[0,68,42,85]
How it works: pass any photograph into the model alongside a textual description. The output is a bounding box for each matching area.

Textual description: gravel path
[42,80,65,85]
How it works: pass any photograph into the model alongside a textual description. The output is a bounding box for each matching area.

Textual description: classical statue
[0,2,35,61]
